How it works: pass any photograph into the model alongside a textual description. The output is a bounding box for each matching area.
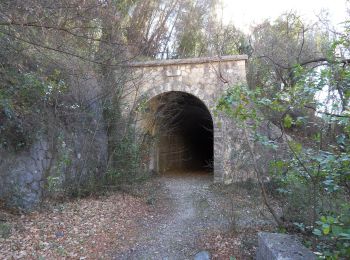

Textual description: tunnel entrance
[144,91,213,174]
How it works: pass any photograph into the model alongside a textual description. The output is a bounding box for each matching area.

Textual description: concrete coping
[127,55,248,68]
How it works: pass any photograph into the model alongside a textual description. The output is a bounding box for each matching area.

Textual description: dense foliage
[218,17,350,259]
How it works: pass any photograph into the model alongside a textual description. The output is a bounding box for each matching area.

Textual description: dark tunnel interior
[153,91,213,173]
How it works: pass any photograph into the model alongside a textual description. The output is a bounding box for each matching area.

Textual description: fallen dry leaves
[198,226,275,260]
[0,192,154,260]
[199,232,243,259]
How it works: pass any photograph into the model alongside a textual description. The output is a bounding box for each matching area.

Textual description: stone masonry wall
[124,55,249,183]
[0,139,51,209]
[0,69,108,210]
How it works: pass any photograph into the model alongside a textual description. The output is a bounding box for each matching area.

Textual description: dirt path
[114,171,274,259]
[114,172,219,259]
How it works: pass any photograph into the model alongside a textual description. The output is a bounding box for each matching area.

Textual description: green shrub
[217,47,350,256]
[0,222,12,239]
[313,204,350,259]
[0,66,67,151]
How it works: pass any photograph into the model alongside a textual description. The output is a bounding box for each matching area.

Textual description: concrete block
[256,232,316,260]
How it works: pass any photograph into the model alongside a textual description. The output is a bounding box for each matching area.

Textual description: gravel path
[114,172,228,260]
[113,171,274,260]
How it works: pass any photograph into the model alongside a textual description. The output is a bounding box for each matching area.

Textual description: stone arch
[127,55,249,183]
[134,84,222,180]
[137,83,215,118]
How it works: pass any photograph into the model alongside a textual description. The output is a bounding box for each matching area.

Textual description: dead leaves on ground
[0,193,154,259]
[198,226,275,260]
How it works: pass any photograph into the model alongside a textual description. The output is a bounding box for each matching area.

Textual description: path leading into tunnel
[113,172,230,260]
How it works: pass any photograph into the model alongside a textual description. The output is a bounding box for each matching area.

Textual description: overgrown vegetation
[217,16,350,259]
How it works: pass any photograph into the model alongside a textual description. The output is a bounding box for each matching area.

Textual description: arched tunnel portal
[141,91,214,175]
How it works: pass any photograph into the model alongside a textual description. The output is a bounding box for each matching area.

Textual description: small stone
[55,231,64,238]
[194,250,210,260]
[20,173,34,184]
[31,182,40,191]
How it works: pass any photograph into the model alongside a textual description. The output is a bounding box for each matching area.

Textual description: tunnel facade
[125,55,250,183]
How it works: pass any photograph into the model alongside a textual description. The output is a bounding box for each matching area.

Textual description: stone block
[194,251,210,260]
[256,232,316,260]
